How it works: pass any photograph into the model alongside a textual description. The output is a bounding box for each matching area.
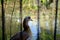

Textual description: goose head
[23,16,32,31]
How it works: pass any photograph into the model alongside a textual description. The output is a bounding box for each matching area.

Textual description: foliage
[0,0,60,40]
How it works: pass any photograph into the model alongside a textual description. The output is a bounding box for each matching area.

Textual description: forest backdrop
[0,0,60,40]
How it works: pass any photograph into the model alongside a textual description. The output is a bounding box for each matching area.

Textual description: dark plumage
[10,16,32,40]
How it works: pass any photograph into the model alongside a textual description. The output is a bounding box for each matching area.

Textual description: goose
[10,16,41,40]
[10,16,32,40]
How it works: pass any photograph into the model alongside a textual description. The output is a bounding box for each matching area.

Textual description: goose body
[10,31,29,40]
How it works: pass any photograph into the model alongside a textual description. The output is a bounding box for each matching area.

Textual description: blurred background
[0,0,60,40]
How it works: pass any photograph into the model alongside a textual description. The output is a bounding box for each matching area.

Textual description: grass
[40,28,54,40]
[56,34,60,40]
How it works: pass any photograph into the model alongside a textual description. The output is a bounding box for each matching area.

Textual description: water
[28,21,41,40]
